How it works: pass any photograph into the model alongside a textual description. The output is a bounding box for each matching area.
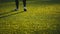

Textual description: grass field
[0,1,60,34]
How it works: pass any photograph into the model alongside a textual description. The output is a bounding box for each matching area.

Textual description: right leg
[23,0,27,11]
[15,0,19,11]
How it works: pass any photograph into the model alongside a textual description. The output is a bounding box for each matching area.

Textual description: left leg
[23,0,27,11]
[15,0,19,11]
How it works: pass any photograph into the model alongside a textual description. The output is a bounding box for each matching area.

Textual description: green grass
[0,1,60,34]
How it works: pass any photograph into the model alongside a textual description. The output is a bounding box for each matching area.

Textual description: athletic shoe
[14,8,18,11]
[24,7,27,11]
[24,9,27,11]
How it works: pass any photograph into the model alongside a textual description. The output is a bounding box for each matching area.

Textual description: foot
[14,8,18,11]
[24,9,27,11]
[24,7,27,11]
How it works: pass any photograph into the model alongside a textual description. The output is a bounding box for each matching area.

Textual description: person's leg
[15,0,19,11]
[23,0,27,11]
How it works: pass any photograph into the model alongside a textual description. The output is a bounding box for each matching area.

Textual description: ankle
[24,7,27,9]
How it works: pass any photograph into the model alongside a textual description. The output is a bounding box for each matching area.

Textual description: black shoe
[24,9,27,11]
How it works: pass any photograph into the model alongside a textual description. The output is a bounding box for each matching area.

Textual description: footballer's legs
[15,0,19,11]
[23,0,27,11]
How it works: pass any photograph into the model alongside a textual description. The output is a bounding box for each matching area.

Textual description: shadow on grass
[0,10,25,18]
[0,9,21,15]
